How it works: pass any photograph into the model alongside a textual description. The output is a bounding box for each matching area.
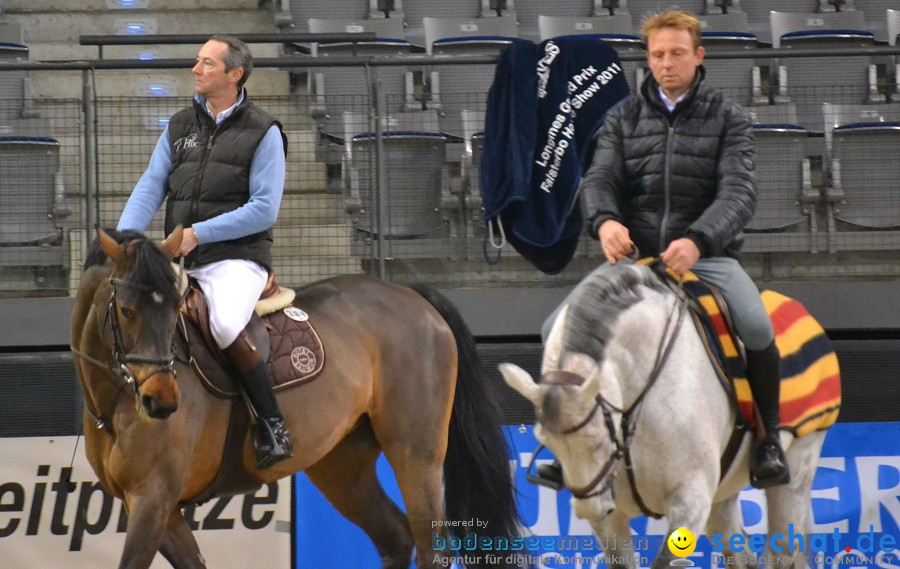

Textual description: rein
[542,276,688,518]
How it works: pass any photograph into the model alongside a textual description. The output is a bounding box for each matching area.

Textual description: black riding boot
[746,340,790,488]
[223,332,293,470]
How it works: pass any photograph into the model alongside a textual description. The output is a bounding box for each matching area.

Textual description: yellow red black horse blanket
[678,271,842,437]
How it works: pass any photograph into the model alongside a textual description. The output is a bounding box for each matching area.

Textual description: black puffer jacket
[580,65,756,259]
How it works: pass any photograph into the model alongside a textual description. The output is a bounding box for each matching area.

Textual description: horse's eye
[120,306,137,321]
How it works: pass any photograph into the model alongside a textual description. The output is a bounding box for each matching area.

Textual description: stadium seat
[0,137,71,295]
[514,0,626,39]
[304,17,416,192]
[286,0,397,31]
[460,108,485,235]
[770,10,882,130]
[697,11,769,106]
[342,110,461,257]
[744,124,820,253]
[822,102,900,251]
[627,0,705,34]
[537,14,643,91]
[308,17,416,137]
[0,42,34,126]
[423,15,518,137]
[887,9,900,101]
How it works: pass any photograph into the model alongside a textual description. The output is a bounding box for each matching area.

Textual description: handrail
[2,44,900,71]
[78,32,378,58]
[4,44,900,72]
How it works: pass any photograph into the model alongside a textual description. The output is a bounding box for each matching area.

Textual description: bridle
[71,261,186,431]
[527,277,688,518]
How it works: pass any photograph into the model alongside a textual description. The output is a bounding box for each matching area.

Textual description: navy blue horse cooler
[481,36,630,274]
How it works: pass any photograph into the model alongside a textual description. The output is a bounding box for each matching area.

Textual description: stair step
[30,68,290,99]
[4,0,258,12]
[25,41,281,62]
[7,9,276,43]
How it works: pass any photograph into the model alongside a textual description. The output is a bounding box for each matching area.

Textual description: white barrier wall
[0,437,292,568]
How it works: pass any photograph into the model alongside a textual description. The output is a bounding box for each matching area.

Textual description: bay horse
[500,262,840,569]
[70,228,522,569]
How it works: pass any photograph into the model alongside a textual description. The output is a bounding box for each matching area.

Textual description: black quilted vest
[164,93,286,269]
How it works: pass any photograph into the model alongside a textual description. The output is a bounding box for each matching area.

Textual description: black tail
[410,284,525,569]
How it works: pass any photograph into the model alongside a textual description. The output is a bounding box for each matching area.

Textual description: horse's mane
[561,263,668,364]
[83,229,180,305]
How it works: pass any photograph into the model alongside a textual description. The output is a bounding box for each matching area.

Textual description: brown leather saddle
[176,272,325,396]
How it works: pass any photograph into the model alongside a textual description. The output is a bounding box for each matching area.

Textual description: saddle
[173,273,326,504]
[177,272,325,396]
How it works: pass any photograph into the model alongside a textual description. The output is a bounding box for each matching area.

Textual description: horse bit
[526,276,688,519]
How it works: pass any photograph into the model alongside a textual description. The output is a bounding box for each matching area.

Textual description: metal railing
[1,44,899,298]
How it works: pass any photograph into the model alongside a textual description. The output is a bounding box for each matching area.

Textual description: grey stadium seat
[305,17,416,192]
[770,10,882,130]
[0,137,71,295]
[342,110,461,257]
[308,17,416,137]
[822,103,900,251]
[887,9,900,101]
[697,11,769,106]
[287,0,393,32]
[743,113,820,253]
[0,42,31,125]
[423,16,518,137]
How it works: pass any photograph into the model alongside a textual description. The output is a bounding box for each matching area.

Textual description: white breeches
[187,259,268,349]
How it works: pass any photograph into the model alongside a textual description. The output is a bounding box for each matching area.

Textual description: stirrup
[252,418,293,470]
[750,438,790,489]
[528,462,564,491]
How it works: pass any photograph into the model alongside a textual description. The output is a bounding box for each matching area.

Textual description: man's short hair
[641,10,702,50]
[209,35,253,88]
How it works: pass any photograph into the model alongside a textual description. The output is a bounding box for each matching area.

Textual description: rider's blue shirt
[117,90,285,244]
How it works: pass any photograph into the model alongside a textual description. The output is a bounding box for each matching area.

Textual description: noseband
[533,286,688,518]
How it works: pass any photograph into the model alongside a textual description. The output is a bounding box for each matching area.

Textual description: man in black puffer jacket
[539,10,789,490]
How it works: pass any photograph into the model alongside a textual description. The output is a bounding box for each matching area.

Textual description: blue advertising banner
[295,422,900,569]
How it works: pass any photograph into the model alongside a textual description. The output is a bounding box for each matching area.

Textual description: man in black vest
[117,35,292,470]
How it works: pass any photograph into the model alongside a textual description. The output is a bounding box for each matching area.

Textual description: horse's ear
[541,305,569,374]
[98,228,124,263]
[499,363,541,405]
[160,225,184,261]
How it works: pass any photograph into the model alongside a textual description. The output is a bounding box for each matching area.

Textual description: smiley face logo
[667,527,696,557]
